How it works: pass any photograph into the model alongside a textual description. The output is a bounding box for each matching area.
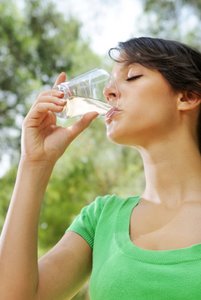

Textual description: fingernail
[57,91,64,97]
[60,99,67,103]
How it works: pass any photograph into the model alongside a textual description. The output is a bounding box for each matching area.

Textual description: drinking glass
[54,68,112,118]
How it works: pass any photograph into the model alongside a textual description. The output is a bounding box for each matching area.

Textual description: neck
[138,138,201,209]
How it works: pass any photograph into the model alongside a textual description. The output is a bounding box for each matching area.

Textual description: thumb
[53,72,67,88]
[67,112,99,142]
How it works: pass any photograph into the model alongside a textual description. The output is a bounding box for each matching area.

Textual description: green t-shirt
[67,194,201,299]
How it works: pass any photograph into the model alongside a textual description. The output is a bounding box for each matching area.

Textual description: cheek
[127,100,176,141]
[129,86,177,126]
[133,102,175,132]
[106,87,178,145]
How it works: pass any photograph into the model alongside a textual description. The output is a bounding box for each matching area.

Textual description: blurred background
[0,0,201,299]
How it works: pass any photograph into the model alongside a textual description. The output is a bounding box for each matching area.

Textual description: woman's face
[104,62,181,147]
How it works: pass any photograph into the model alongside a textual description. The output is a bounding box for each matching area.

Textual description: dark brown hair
[109,37,201,153]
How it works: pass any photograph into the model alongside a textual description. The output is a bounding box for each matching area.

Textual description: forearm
[0,158,54,299]
[0,74,97,299]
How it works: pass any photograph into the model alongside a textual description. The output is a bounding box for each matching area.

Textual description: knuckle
[37,91,48,101]
[22,118,27,127]
[37,92,44,99]
[22,115,29,127]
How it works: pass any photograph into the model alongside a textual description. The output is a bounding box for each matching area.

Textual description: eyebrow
[128,62,144,68]
[112,63,144,78]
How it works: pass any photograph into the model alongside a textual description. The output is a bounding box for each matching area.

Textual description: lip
[105,107,122,121]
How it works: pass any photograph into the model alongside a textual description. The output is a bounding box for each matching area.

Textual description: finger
[67,112,99,142]
[24,109,57,128]
[32,94,66,110]
[53,72,67,88]
[35,102,65,114]
[36,95,66,105]
[38,90,65,98]
[39,111,57,130]
[27,102,65,124]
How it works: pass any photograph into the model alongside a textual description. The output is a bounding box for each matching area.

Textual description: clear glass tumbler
[54,68,112,119]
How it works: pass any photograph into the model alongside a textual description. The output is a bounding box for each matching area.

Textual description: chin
[106,123,146,147]
[106,127,131,145]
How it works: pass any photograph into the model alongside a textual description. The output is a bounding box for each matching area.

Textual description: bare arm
[0,73,98,300]
[38,231,92,300]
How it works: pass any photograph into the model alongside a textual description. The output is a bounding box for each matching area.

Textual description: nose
[103,79,120,105]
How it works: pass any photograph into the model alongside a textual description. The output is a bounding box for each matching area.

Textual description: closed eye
[126,75,142,81]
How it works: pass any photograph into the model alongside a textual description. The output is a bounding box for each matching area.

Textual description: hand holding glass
[54,68,112,119]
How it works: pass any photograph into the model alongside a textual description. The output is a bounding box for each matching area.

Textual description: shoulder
[90,194,140,221]
[67,194,139,248]
[93,194,125,208]
[89,194,129,216]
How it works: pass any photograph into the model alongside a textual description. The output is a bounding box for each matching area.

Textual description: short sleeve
[66,195,109,248]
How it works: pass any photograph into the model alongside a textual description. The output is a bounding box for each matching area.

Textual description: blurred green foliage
[0,0,102,156]
[141,0,201,48]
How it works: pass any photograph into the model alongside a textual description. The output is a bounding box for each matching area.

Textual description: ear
[177,91,201,111]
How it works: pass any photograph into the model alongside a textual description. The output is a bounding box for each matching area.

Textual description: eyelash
[126,75,142,81]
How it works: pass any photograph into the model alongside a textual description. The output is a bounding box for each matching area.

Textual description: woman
[0,37,201,300]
